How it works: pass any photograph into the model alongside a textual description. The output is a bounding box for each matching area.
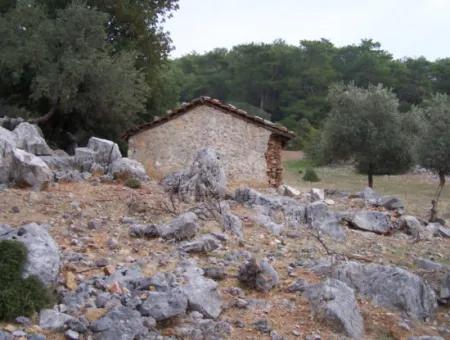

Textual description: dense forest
[170,39,450,148]
[1,0,450,151]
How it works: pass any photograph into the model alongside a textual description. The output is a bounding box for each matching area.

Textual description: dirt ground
[0,181,449,339]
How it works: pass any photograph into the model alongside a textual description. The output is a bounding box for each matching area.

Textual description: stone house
[123,97,295,187]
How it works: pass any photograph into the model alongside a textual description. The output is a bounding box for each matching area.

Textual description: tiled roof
[122,96,296,140]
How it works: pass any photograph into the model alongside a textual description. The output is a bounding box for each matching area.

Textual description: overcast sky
[165,0,450,60]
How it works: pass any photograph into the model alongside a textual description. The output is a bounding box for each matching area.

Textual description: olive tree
[321,83,412,188]
[417,93,450,221]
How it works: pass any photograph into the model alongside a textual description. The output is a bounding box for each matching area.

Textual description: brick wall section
[128,105,281,186]
[265,134,284,187]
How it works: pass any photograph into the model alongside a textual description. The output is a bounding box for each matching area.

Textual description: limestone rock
[11,149,53,189]
[0,126,17,147]
[87,137,122,166]
[0,223,60,286]
[399,215,425,238]
[139,288,188,321]
[333,261,437,319]
[13,122,52,155]
[348,210,392,234]
[221,210,244,239]
[74,147,97,172]
[359,187,380,204]
[180,263,222,319]
[379,195,404,210]
[238,257,279,292]
[178,234,222,253]
[91,306,148,339]
[0,139,14,184]
[305,279,364,339]
[279,184,300,197]
[109,157,148,181]
[310,188,325,201]
[162,148,227,202]
[159,212,199,241]
[39,309,73,331]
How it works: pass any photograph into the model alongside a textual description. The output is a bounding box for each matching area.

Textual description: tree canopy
[319,83,413,187]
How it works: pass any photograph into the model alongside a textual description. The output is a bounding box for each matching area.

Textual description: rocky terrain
[0,119,450,340]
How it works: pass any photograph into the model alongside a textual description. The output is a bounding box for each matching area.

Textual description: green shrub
[303,168,321,182]
[125,177,141,189]
[0,240,54,321]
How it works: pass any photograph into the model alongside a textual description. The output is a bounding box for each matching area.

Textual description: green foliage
[320,83,413,186]
[125,178,142,189]
[0,240,54,321]
[417,94,450,177]
[303,168,320,182]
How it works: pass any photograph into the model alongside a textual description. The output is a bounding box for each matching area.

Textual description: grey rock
[11,149,53,189]
[140,288,188,321]
[440,272,450,302]
[128,224,160,238]
[0,223,60,285]
[0,139,14,184]
[0,126,17,147]
[203,266,226,281]
[287,278,308,293]
[87,137,122,166]
[180,263,222,319]
[221,210,244,239]
[379,195,404,210]
[39,309,73,331]
[414,258,446,271]
[13,122,52,155]
[64,330,79,340]
[438,226,450,238]
[253,318,272,334]
[159,212,199,241]
[0,331,12,340]
[74,147,96,172]
[238,257,279,292]
[359,187,380,204]
[399,215,425,238]
[408,337,444,340]
[27,335,46,340]
[92,306,148,340]
[305,279,364,339]
[162,148,227,202]
[175,316,232,340]
[310,188,324,201]
[333,261,437,319]
[348,210,392,234]
[109,157,148,181]
[178,234,221,253]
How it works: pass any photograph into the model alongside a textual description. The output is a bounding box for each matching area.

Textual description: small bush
[0,240,54,321]
[125,177,141,189]
[303,168,321,182]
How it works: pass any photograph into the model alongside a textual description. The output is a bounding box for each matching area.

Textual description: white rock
[310,188,325,201]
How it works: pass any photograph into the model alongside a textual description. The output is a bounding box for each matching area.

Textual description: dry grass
[284,162,450,223]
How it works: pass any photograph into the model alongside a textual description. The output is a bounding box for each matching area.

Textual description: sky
[165,0,450,60]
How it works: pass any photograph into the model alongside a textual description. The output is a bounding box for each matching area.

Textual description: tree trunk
[30,103,57,125]
[429,171,446,222]
[368,165,374,188]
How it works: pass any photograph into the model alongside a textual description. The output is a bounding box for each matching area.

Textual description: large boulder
[0,139,14,184]
[139,288,188,321]
[11,149,53,189]
[162,148,227,202]
[74,147,97,172]
[13,122,52,156]
[90,305,148,339]
[0,126,17,147]
[238,257,279,292]
[159,212,199,241]
[180,263,223,319]
[305,279,364,339]
[359,187,380,204]
[0,223,60,286]
[87,137,122,166]
[333,262,437,320]
[348,210,392,234]
[109,157,148,181]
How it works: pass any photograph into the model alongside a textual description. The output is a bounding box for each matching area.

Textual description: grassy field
[283,159,450,222]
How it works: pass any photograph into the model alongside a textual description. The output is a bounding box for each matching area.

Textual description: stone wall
[128,105,279,186]
[265,134,284,187]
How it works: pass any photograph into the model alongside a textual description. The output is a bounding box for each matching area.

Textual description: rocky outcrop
[333,261,437,320]
[139,288,188,321]
[161,148,227,202]
[11,149,53,189]
[238,257,279,292]
[159,212,199,241]
[109,158,148,181]
[13,122,52,156]
[0,223,60,286]
[305,279,364,339]
[347,210,393,234]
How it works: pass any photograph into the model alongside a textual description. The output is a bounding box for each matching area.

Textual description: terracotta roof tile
[122,97,296,140]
